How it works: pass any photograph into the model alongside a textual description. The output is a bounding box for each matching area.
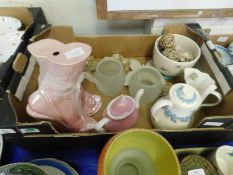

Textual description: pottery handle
[151,99,172,118]
[201,91,222,107]
[95,118,111,133]
[134,89,144,108]
[82,72,104,92]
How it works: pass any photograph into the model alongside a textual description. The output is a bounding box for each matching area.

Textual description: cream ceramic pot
[150,83,222,130]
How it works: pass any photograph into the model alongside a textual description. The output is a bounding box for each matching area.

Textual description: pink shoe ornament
[26,39,102,132]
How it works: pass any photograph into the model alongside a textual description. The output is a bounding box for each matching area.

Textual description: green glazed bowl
[98,129,181,175]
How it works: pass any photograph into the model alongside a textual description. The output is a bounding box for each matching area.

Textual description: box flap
[12,53,28,73]
[31,25,76,43]
[0,7,33,27]
[164,24,204,46]
[76,35,157,57]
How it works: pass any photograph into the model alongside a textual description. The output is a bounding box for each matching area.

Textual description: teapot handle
[151,99,172,117]
[82,72,105,93]
[201,91,222,107]
[95,118,111,133]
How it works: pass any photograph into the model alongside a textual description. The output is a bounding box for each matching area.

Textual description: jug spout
[134,89,144,108]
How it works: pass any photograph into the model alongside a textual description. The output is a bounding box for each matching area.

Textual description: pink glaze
[26,39,102,132]
[109,96,135,118]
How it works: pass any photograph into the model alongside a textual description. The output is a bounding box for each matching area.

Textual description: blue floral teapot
[150,83,222,130]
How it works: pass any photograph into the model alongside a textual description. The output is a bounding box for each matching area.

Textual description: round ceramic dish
[181,155,218,175]
[31,158,79,175]
[0,16,22,36]
[0,163,49,175]
[98,129,181,175]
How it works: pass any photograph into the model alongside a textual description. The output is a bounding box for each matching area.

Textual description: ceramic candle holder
[129,67,163,105]
[84,58,125,96]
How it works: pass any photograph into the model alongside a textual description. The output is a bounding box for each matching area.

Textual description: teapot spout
[134,89,144,108]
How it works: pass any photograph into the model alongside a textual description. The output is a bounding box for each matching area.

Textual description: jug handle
[151,99,172,117]
[95,118,110,133]
[82,72,105,92]
[201,91,222,107]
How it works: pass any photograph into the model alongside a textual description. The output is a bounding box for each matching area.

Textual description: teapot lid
[107,95,135,120]
[170,83,202,109]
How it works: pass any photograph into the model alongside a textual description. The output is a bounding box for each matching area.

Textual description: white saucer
[0,31,24,66]
[0,16,22,36]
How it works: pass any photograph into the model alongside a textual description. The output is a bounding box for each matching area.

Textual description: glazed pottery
[84,58,125,96]
[26,39,102,132]
[181,155,218,175]
[0,16,22,36]
[184,68,222,106]
[129,67,163,105]
[31,158,79,175]
[151,83,222,130]
[153,34,201,77]
[0,163,49,175]
[0,31,24,66]
[208,145,233,175]
[215,45,233,66]
[95,89,144,132]
[98,129,181,175]
[228,42,233,54]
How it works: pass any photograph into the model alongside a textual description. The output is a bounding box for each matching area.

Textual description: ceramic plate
[0,31,24,64]
[0,50,11,64]
[0,31,24,52]
[180,155,219,175]
[216,45,233,66]
[0,163,49,175]
[0,16,22,36]
[31,158,79,175]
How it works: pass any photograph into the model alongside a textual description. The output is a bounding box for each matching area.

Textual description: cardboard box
[1,24,233,139]
[0,7,47,90]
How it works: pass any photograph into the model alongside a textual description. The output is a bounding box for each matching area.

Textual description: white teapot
[150,83,222,130]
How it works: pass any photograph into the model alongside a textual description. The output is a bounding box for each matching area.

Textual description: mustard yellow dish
[98,129,181,175]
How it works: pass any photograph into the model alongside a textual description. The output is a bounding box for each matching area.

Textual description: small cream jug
[150,83,222,130]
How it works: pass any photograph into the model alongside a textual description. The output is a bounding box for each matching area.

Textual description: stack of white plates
[0,16,24,67]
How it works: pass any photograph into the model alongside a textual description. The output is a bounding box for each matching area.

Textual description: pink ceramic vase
[26,39,102,132]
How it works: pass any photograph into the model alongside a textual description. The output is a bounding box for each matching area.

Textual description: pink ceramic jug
[26,39,102,132]
[95,89,144,132]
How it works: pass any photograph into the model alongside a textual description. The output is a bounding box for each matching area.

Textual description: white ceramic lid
[169,83,202,109]
[107,95,135,120]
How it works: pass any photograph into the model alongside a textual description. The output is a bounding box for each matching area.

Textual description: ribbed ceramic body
[26,39,102,132]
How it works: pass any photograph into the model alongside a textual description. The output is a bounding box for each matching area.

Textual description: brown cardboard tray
[1,24,233,138]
